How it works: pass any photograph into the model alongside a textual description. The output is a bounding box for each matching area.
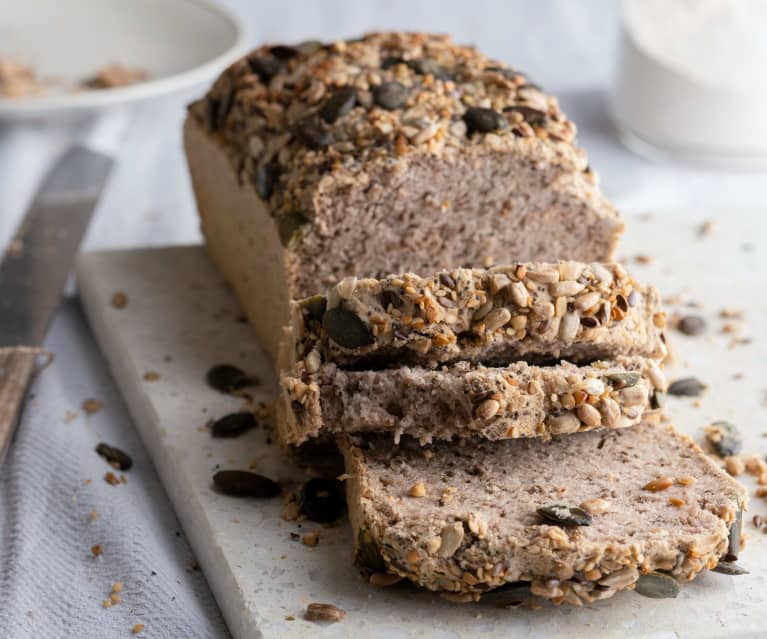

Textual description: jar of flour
[612,0,767,168]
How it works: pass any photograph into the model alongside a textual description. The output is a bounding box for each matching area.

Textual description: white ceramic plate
[0,0,246,120]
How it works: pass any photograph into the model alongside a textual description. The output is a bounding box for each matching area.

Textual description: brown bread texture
[184,32,623,365]
[341,423,747,604]
[280,356,665,446]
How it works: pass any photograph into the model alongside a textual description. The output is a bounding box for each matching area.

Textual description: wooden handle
[0,347,48,462]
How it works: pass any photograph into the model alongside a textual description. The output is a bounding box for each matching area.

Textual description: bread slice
[184,32,623,365]
[288,262,666,372]
[280,356,665,446]
[341,423,746,605]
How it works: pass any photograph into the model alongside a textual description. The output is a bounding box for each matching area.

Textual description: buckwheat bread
[280,356,665,446]
[286,261,666,372]
[184,32,623,365]
[341,423,747,604]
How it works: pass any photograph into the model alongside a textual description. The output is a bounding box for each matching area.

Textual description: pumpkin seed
[294,117,331,150]
[706,421,743,457]
[605,371,641,389]
[211,412,257,438]
[205,364,258,394]
[372,81,409,110]
[247,55,282,82]
[651,390,666,410]
[634,572,680,599]
[712,561,748,576]
[667,377,707,397]
[537,504,592,527]
[278,212,313,249]
[300,294,327,322]
[299,478,345,522]
[463,106,508,136]
[322,307,375,349]
[95,443,133,471]
[319,86,357,123]
[678,315,706,336]
[213,470,280,498]
[728,506,743,556]
[503,105,547,126]
[356,530,386,572]
[480,581,530,608]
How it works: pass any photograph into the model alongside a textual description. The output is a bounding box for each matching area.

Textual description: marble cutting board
[76,212,767,639]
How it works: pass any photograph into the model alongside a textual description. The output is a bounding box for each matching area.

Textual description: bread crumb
[110,291,128,309]
[102,600,112,609]
[104,472,120,486]
[82,398,103,414]
[408,481,426,497]
[725,456,745,477]
[91,545,103,557]
[302,530,320,547]
[110,593,121,604]
[89,508,99,521]
[142,371,161,382]
[111,582,123,593]
[132,624,145,635]
[63,410,78,423]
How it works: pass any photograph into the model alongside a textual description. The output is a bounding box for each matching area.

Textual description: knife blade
[0,142,115,461]
[0,146,113,347]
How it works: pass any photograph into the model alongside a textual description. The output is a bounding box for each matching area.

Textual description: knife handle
[0,347,49,462]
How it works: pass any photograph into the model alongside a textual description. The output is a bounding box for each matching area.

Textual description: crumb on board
[142,371,161,382]
[89,508,99,521]
[104,472,120,486]
[91,544,103,557]
[110,291,128,309]
[132,624,145,635]
[82,398,103,414]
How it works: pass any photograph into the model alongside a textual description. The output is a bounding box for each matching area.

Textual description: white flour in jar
[613,0,767,163]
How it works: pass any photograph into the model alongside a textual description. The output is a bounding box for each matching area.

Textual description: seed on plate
[634,572,680,599]
[667,377,707,397]
[299,478,345,522]
[95,443,133,471]
[705,421,743,457]
[322,307,375,349]
[677,315,706,336]
[205,364,258,394]
[305,603,346,622]
[537,504,592,527]
[213,470,280,498]
[372,81,409,110]
[463,106,508,135]
[210,412,257,438]
[319,86,357,123]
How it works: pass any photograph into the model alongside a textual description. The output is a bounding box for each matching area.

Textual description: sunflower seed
[651,390,666,409]
[577,403,601,428]
[606,372,641,389]
[95,443,132,471]
[319,86,357,123]
[706,421,742,457]
[503,105,547,126]
[678,315,706,336]
[712,561,749,576]
[668,377,707,397]
[322,307,375,349]
[373,81,409,110]
[213,470,280,498]
[438,522,465,557]
[269,44,300,59]
[211,412,257,438]
[634,572,680,599]
[278,212,313,248]
[254,162,279,200]
[299,478,345,523]
[206,364,258,394]
[407,58,453,80]
[439,272,456,289]
[537,504,592,527]
[463,106,508,135]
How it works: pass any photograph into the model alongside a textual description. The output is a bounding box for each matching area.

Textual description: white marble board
[76,212,767,639]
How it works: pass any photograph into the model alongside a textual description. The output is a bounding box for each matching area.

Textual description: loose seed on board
[537,504,592,527]
[299,478,345,523]
[95,443,133,471]
[205,364,258,394]
[305,603,346,622]
[322,307,375,349]
[712,562,749,576]
[210,412,257,438]
[213,470,280,498]
[667,377,707,397]
[634,572,680,599]
[705,421,743,457]
[677,315,706,336]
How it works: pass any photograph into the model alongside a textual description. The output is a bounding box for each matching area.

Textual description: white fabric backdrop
[1,2,766,637]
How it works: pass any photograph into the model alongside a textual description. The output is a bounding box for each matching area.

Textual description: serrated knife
[0,113,129,462]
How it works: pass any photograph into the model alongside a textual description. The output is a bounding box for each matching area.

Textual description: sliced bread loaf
[287,262,666,371]
[341,423,746,604]
[280,356,665,445]
[184,32,623,365]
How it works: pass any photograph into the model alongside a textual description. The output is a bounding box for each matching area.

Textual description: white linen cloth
[0,87,765,638]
